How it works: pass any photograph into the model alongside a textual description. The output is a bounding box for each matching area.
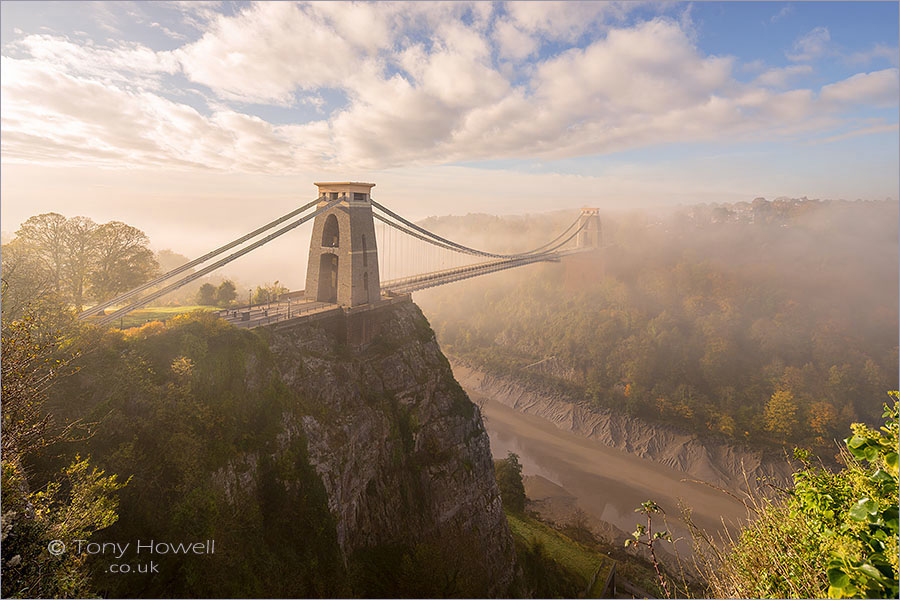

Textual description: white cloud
[770,4,794,24]
[504,1,631,42]
[819,68,900,107]
[150,21,188,41]
[754,64,813,87]
[176,2,367,105]
[11,34,179,88]
[493,18,537,61]
[816,122,899,144]
[0,56,331,171]
[847,43,899,67]
[167,1,224,31]
[787,26,831,62]
[1,3,897,174]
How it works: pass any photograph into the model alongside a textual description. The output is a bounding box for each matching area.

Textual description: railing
[217,298,340,329]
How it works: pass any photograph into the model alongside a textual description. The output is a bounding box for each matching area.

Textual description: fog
[415,198,898,442]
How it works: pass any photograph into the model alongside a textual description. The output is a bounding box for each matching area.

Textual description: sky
[1,1,898,287]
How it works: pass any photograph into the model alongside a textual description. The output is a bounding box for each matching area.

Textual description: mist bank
[418,198,899,453]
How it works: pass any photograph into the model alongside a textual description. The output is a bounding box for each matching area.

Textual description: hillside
[29,302,517,597]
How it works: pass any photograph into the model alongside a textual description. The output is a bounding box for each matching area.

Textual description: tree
[1,303,124,597]
[1,240,55,319]
[808,401,838,438]
[494,452,526,513]
[196,283,218,306]
[216,280,237,306]
[698,395,899,599]
[155,249,190,273]
[253,281,289,305]
[89,221,158,302]
[61,216,100,312]
[764,389,799,439]
[13,213,159,312]
[14,212,68,295]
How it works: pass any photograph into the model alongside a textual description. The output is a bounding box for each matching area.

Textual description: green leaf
[856,563,887,582]
[884,452,898,471]
[847,434,867,449]
[869,469,892,484]
[849,498,875,521]
[827,567,850,588]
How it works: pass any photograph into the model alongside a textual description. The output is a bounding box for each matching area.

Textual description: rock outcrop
[269,301,517,595]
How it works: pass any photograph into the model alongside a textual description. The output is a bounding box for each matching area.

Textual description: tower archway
[317,253,338,303]
[322,214,340,248]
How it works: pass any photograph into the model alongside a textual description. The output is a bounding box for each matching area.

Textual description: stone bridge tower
[305,182,381,307]
[576,208,601,249]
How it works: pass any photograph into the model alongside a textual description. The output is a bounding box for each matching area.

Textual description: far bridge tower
[576,208,601,249]
[305,182,381,307]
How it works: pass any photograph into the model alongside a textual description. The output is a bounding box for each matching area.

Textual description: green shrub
[702,393,898,599]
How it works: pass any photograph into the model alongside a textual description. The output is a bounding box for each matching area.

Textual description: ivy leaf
[869,469,892,484]
[827,567,850,588]
[883,452,898,475]
[847,434,867,449]
[849,498,876,521]
[856,563,887,582]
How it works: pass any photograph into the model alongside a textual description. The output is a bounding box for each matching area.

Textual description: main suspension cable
[371,199,581,259]
[79,197,322,319]
[95,198,341,325]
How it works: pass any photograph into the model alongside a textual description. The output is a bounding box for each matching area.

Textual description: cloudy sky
[1,1,898,285]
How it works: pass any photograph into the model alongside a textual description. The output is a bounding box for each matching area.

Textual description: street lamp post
[249,289,253,311]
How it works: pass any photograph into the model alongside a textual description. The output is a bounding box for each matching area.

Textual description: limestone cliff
[268,301,517,594]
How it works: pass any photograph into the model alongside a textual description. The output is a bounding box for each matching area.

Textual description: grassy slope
[506,510,613,597]
[111,305,217,328]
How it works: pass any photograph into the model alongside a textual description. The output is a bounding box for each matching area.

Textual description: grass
[110,305,218,328]
[506,510,613,597]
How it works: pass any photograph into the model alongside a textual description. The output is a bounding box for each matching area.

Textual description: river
[477,393,750,554]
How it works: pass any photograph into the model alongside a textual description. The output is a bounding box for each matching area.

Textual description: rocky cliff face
[452,363,792,492]
[268,301,517,594]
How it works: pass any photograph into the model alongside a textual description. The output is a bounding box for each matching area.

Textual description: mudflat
[479,393,750,549]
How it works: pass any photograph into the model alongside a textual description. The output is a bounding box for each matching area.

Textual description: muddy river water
[477,393,750,551]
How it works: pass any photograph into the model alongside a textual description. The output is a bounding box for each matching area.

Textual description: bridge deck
[210,248,592,331]
[215,299,339,329]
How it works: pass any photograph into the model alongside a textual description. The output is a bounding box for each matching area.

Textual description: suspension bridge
[78,182,601,336]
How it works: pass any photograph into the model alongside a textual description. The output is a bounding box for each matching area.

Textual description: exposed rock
[269,301,517,595]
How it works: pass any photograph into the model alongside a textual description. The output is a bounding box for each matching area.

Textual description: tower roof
[314,182,376,189]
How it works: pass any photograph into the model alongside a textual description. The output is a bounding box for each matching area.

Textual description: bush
[494,452,526,513]
[699,393,899,599]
